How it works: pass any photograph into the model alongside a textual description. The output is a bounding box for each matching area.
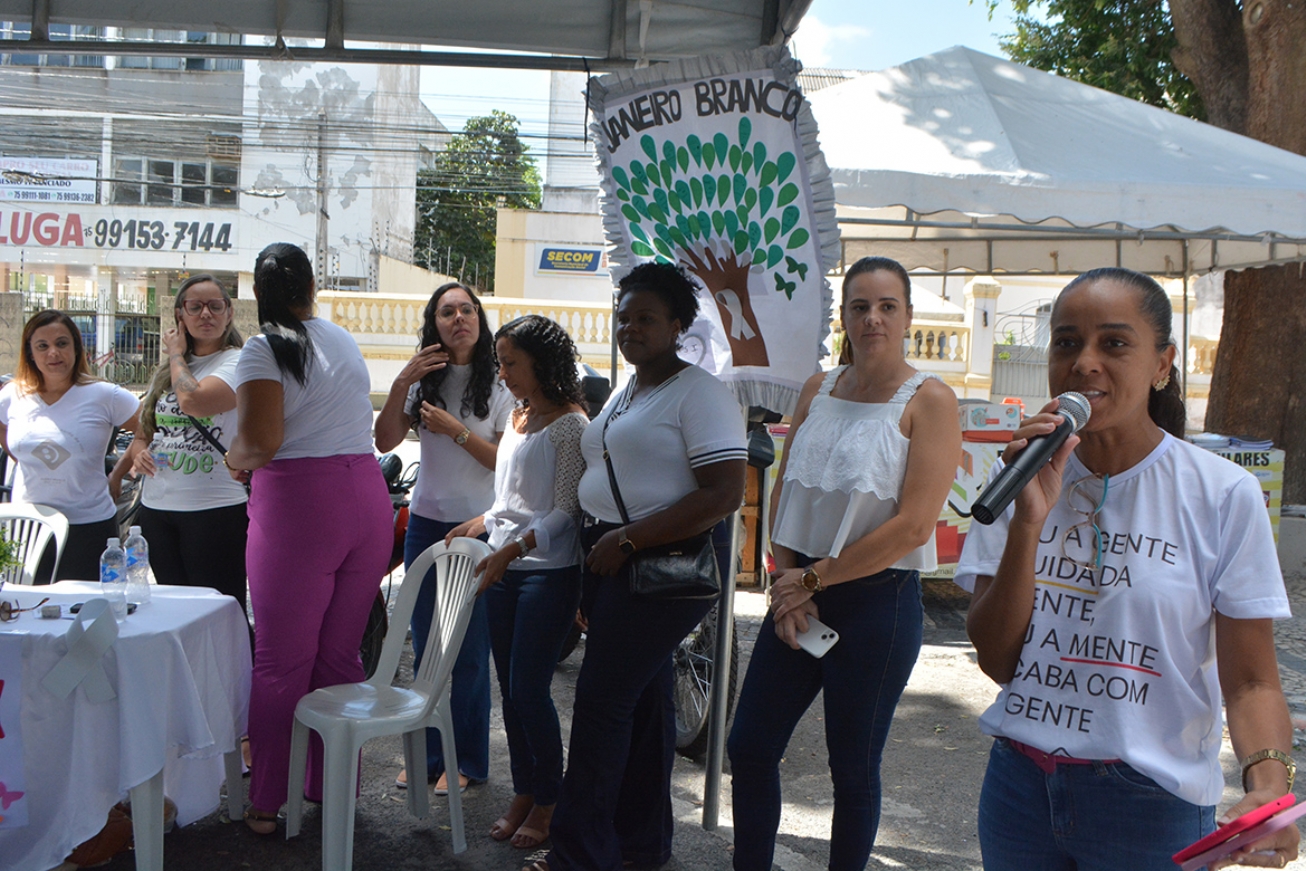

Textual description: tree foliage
[414,110,540,290]
[983,1,1205,120]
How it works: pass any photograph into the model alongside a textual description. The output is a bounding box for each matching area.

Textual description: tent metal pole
[1182,241,1190,406]
[702,403,745,831]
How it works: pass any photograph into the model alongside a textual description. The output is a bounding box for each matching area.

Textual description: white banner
[589,47,838,415]
[0,634,27,828]
[0,157,98,205]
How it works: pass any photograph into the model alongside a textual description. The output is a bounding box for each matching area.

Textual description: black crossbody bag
[600,406,720,601]
[186,415,251,496]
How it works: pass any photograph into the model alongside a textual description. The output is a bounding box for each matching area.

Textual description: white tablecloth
[0,582,251,871]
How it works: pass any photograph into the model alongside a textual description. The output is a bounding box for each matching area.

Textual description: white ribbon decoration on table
[714,290,757,341]
[40,598,118,702]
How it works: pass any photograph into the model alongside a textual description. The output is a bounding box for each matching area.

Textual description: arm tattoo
[171,355,200,395]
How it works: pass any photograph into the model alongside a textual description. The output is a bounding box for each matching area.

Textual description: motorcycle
[359,452,419,678]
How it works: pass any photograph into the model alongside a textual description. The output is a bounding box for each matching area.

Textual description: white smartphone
[794,617,839,658]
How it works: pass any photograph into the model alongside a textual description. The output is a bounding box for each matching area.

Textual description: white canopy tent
[0,0,814,70]
[807,46,1306,278]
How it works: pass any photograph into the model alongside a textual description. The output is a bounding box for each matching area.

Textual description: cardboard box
[959,402,1020,432]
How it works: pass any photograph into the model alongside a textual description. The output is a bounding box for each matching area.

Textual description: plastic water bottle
[124,525,151,606]
[100,537,127,620]
[150,433,169,471]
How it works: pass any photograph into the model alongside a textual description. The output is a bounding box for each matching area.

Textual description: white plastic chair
[285,537,492,870]
[0,502,69,584]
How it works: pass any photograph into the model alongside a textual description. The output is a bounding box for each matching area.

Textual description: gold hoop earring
[1153,376,1170,391]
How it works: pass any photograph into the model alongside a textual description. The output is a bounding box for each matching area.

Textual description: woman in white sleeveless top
[728,256,962,871]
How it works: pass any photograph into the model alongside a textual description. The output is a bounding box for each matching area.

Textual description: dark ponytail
[254,243,314,386]
[1059,267,1186,438]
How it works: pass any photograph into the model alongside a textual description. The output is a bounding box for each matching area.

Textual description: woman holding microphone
[957,267,1297,870]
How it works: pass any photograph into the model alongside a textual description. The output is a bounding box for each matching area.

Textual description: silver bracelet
[513,535,530,558]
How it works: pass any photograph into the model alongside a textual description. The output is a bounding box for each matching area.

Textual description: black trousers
[138,502,250,616]
[36,516,119,584]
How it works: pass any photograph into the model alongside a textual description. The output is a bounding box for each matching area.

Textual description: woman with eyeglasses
[374,281,513,796]
[110,275,249,612]
[957,267,1296,870]
[0,310,140,582]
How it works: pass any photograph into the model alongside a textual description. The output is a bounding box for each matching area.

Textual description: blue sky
[418,1,1021,170]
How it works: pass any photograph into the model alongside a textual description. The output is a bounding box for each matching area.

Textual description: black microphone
[971,392,1091,526]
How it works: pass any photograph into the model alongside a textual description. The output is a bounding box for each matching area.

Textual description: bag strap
[600,383,637,527]
[600,408,633,526]
[186,414,228,455]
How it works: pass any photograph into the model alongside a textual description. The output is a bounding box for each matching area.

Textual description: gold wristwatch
[454,428,471,446]
[618,527,637,555]
[1240,748,1296,793]
[800,565,823,593]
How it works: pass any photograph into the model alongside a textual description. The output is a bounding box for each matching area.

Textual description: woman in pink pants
[225,242,392,834]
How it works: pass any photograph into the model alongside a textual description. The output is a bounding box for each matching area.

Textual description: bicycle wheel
[673,603,739,759]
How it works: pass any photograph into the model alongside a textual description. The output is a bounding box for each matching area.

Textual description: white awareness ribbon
[41,597,119,702]
[714,289,757,341]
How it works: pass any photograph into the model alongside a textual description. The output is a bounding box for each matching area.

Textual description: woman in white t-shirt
[111,274,249,611]
[226,243,392,835]
[727,257,961,871]
[374,281,513,794]
[957,267,1297,870]
[535,262,747,871]
[445,315,588,850]
[0,310,139,582]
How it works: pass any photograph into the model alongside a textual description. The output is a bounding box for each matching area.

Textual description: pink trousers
[245,453,392,811]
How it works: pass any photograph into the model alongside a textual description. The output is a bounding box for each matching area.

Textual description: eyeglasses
[181,299,230,316]
[436,303,477,321]
[1061,474,1110,571]
[0,597,48,622]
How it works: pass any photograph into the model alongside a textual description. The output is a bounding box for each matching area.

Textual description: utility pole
[315,112,329,284]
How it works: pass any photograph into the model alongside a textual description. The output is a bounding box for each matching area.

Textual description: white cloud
[789,14,872,68]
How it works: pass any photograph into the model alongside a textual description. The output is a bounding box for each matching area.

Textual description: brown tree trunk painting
[681,247,770,366]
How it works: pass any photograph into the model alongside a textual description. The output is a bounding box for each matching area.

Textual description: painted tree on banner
[613,117,814,367]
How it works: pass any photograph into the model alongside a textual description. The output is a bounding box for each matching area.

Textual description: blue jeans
[728,567,923,871]
[547,520,730,871]
[485,564,583,805]
[404,513,490,782]
[978,737,1215,871]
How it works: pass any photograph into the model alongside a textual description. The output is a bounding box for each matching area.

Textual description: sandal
[522,861,551,871]
[244,808,279,836]
[491,794,534,841]
[511,803,554,849]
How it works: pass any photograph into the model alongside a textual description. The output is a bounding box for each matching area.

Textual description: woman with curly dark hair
[375,281,513,793]
[446,314,589,849]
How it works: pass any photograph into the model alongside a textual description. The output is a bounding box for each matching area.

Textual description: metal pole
[315,112,329,281]
[1181,241,1190,404]
[702,403,745,830]
[610,292,619,390]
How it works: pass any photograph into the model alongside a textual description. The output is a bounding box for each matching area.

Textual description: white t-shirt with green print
[141,347,247,511]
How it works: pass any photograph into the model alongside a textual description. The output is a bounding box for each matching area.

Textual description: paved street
[70,514,1306,871]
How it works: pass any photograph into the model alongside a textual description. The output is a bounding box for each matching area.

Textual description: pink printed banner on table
[588,46,839,416]
[0,634,27,828]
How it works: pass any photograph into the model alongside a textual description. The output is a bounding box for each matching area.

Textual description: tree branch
[1169,0,1249,133]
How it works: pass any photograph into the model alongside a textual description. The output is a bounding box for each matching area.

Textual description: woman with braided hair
[226,242,392,834]
[446,314,589,849]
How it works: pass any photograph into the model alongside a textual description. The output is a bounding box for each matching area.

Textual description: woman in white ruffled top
[728,256,962,871]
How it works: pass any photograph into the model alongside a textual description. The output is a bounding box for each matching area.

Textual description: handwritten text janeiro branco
[602,78,804,153]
